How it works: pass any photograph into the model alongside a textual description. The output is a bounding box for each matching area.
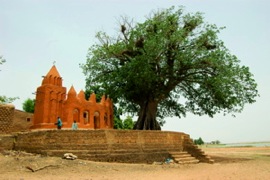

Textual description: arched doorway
[104,113,108,127]
[73,109,79,123]
[83,111,89,124]
[94,111,100,129]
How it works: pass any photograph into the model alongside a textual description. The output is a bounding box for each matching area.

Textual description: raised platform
[1,129,213,164]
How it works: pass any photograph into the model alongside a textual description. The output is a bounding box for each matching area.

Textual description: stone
[63,153,77,160]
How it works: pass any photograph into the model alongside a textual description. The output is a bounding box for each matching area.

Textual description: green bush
[194,137,204,145]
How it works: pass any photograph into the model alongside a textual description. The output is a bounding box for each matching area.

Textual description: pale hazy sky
[0,0,269,143]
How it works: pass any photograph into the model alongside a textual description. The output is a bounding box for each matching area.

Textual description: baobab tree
[81,6,258,130]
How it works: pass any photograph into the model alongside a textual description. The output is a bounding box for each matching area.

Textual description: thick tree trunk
[133,100,161,130]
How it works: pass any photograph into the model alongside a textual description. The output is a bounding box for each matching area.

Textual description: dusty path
[0,147,270,180]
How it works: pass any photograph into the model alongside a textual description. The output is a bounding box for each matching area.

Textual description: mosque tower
[32,65,66,129]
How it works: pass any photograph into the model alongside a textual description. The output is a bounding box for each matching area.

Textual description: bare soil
[1,146,270,180]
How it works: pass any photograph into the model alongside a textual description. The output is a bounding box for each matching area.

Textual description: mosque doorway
[83,111,89,124]
[73,109,79,123]
[94,111,100,129]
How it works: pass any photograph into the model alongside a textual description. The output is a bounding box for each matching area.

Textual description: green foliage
[114,116,135,130]
[0,96,19,104]
[22,98,35,113]
[113,117,123,129]
[194,137,204,145]
[81,6,258,129]
[84,85,105,102]
[123,116,135,129]
[211,140,221,144]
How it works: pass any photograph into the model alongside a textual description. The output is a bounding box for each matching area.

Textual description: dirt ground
[0,146,270,180]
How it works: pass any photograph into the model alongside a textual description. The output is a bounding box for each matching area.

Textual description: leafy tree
[113,117,123,129]
[22,98,35,113]
[0,96,18,104]
[85,85,104,102]
[123,116,135,129]
[81,6,258,130]
[113,116,135,129]
[211,140,221,144]
[194,137,204,145]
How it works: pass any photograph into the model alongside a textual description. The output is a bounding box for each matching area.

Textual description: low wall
[12,110,33,133]
[14,129,188,163]
[0,104,33,134]
[0,135,15,151]
[0,104,15,134]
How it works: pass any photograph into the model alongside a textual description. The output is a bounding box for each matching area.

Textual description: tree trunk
[133,100,161,130]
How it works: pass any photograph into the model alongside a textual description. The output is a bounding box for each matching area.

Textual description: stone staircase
[183,135,214,164]
[169,151,199,164]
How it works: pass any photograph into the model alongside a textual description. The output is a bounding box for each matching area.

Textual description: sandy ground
[0,146,270,180]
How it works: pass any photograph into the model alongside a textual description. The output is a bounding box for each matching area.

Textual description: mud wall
[14,130,188,163]
[0,104,33,134]
[0,135,14,151]
[0,104,15,134]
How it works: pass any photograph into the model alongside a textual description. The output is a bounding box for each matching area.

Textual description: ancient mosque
[31,65,114,130]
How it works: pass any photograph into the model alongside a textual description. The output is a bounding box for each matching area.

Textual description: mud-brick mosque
[31,65,114,130]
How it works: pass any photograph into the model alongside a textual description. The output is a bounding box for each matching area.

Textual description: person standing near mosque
[55,117,63,130]
[72,120,78,130]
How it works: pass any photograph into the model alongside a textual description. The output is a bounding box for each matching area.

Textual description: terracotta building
[31,65,114,130]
